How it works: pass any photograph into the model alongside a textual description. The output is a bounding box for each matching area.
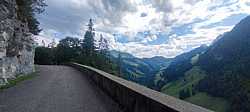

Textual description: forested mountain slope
[110,50,171,88]
[161,16,250,112]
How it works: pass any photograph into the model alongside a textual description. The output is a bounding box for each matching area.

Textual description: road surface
[0,65,121,112]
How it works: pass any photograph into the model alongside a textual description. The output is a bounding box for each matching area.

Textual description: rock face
[0,0,35,84]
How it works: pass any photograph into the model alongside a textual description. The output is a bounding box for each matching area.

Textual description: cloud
[37,0,250,58]
[37,0,137,37]
[184,0,201,5]
[88,0,137,25]
[140,12,148,17]
[151,0,173,12]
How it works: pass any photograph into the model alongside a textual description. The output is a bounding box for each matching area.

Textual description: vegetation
[161,67,229,112]
[12,1,250,112]
[35,47,55,65]
[35,38,172,89]
[196,16,250,112]
[16,0,47,35]
[109,50,172,89]
[179,88,191,99]
[0,73,37,90]
[34,15,250,112]
[161,45,207,83]
[160,16,250,112]
[35,19,119,75]
[161,66,206,97]
[186,93,230,112]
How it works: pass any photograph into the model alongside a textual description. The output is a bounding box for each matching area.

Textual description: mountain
[142,56,172,70]
[196,16,250,112]
[109,50,172,88]
[160,16,250,112]
[198,16,250,73]
[109,50,134,59]
[161,45,208,82]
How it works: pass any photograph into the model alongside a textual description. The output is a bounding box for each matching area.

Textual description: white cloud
[37,0,250,58]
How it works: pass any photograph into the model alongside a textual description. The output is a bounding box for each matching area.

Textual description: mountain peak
[231,15,250,34]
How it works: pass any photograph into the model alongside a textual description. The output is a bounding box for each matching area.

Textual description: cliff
[0,0,35,84]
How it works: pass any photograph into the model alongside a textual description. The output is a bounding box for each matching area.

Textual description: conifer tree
[98,34,109,55]
[16,0,47,35]
[82,19,95,56]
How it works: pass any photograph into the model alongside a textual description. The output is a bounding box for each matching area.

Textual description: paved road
[0,65,121,112]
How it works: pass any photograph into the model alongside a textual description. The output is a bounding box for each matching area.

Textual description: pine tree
[16,0,47,35]
[118,51,122,76]
[82,19,95,56]
[98,34,109,55]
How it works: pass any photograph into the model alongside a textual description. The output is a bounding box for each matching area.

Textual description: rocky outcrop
[0,0,35,84]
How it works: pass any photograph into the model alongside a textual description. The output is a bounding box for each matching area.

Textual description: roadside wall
[71,63,213,112]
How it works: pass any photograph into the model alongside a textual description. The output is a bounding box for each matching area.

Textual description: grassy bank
[0,72,37,90]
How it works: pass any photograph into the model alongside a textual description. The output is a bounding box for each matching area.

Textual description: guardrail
[70,63,213,112]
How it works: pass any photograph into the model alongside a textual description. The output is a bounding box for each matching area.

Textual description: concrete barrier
[70,63,213,112]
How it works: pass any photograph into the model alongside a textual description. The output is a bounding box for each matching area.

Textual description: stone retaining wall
[71,63,213,112]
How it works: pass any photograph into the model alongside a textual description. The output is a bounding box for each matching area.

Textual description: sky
[36,0,250,58]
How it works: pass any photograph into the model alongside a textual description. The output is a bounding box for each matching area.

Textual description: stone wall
[0,0,35,84]
[71,63,213,112]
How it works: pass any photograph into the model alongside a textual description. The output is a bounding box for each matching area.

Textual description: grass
[161,66,230,112]
[161,66,206,97]
[186,92,230,112]
[0,72,37,90]
[154,71,164,85]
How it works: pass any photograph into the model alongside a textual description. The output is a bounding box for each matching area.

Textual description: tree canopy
[35,19,119,75]
[16,0,47,35]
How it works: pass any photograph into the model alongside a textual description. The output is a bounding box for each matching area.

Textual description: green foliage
[34,19,119,76]
[82,19,96,56]
[186,92,230,112]
[98,34,109,55]
[161,66,206,97]
[77,52,118,75]
[142,56,172,70]
[179,88,191,99]
[109,50,172,90]
[35,47,55,65]
[161,66,229,112]
[196,16,250,112]
[161,16,250,112]
[55,37,81,64]
[16,0,47,35]
[162,46,207,83]
[0,73,36,90]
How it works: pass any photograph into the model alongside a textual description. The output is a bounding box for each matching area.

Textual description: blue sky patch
[202,13,249,29]
[147,33,169,45]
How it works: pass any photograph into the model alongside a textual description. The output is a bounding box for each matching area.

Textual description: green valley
[161,66,229,112]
